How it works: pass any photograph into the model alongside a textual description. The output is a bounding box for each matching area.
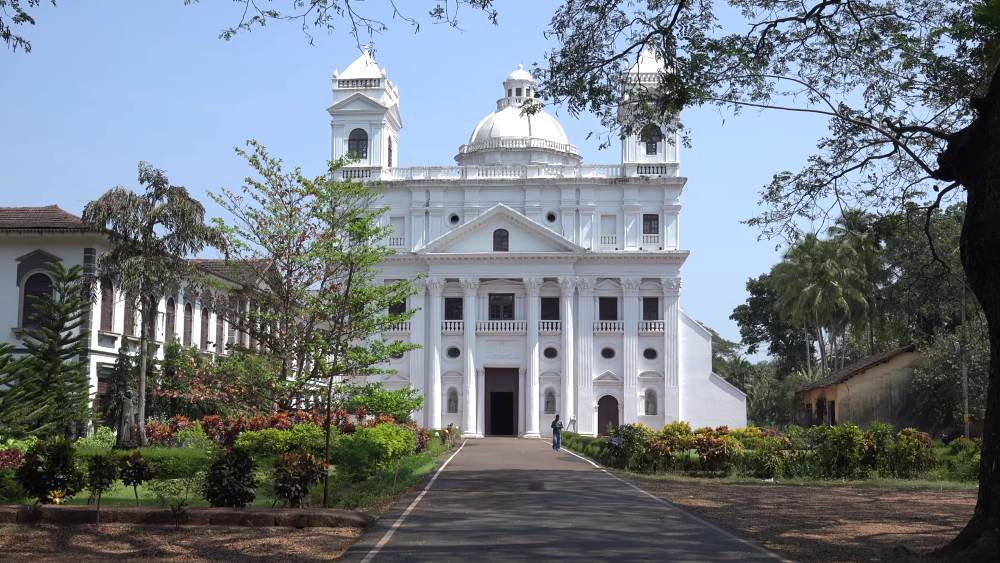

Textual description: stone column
[558,276,576,426]
[622,277,642,423]
[576,277,596,435]
[408,279,427,427]
[426,277,445,429]
[460,277,481,437]
[524,277,543,438]
[662,277,681,422]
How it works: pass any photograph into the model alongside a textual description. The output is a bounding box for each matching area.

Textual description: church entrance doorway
[484,367,519,436]
[597,395,619,436]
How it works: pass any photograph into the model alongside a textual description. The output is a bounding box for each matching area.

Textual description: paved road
[344,438,783,562]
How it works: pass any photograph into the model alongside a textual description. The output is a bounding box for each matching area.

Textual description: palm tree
[83,163,224,445]
[828,210,891,356]
[771,234,869,374]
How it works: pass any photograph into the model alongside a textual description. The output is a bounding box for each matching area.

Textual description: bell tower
[619,47,678,176]
[329,47,402,176]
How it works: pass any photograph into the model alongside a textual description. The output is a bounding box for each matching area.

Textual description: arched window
[493,228,509,252]
[447,388,459,414]
[165,298,176,342]
[183,302,193,347]
[348,128,368,159]
[641,124,663,155]
[21,272,53,328]
[644,389,658,416]
[200,306,210,350]
[544,389,556,414]
[99,280,114,332]
[387,137,393,167]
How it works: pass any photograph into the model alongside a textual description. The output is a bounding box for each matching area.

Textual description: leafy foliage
[84,453,119,520]
[118,451,154,506]
[274,452,327,508]
[16,438,85,504]
[334,423,415,482]
[202,447,257,508]
[339,383,424,423]
[234,423,327,458]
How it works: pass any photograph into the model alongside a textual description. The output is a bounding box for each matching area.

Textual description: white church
[329,49,747,437]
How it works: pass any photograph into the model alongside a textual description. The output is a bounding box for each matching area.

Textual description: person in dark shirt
[551,414,564,451]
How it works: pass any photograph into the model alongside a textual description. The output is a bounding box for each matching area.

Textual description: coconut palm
[83,163,224,445]
[771,234,869,374]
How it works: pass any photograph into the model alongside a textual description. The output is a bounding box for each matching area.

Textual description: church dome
[456,65,581,166]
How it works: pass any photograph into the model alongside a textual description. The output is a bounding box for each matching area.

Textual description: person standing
[551,414,564,451]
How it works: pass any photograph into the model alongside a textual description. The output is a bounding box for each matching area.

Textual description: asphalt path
[343,438,785,562]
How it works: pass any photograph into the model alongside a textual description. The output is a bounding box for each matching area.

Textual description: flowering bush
[862,422,896,476]
[893,428,936,477]
[692,427,743,473]
[274,452,327,508]
[0,449,23,470]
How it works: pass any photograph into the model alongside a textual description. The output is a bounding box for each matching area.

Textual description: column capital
[661,277,681,296]
[576,276,596,296]
[459,277,480,294]
[557,276,576,295]
[411,277,427,293]
[523,277,544,296]
[621,277,642,295]
[427,277,446,295]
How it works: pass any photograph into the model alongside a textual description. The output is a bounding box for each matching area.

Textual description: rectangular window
[488,293,515,320]
[642,214,659,235]
[645,140,658,155]
[388,300,406,316]
[444,297,463,320]
[642,297,659,321]
[600,215,616,235]
[598,297,618,321]
[540,297,560,321]
[516,87,523,97]
[829,400,837,425]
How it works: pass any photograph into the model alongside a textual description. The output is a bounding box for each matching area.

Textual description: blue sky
[0,1,831,350]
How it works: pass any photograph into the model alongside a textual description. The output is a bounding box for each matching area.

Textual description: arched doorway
[597,395,619,436]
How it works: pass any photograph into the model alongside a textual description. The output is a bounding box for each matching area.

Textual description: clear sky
[0,1,832,351]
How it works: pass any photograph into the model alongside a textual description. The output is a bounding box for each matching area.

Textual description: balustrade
[441,320,464,333]
[599,234,618,246]
[638,320,665,333]
[476,320,526,333]
[385,321,410,333]
[539,320,561,333]
[388,235,406,248]
[593,320,624,333]
[642,234,660,245]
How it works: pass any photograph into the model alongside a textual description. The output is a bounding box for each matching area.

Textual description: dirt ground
[0,523,360,561]
[626,474,978,562]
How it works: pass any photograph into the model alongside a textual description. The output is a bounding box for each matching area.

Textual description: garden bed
[0,504,372,528]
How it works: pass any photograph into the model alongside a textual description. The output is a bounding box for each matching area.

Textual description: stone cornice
[383,250,689,264]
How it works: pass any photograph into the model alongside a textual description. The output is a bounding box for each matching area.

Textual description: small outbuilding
[795,345,921,428]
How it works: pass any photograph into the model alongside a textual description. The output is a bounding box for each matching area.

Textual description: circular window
[643,348,658,360]
[446,346,461,359]
[448,213,461,226]
[543,347,558,359]
[545,211,558,223]
[600,347,615,359]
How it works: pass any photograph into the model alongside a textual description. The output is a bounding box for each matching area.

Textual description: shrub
[141,447,212,479]
[692,427,743,473]
[0,435,39,453]
[202,447,257,508]
[76,427,116,450]
[85,454,119,522]
[737,435,786,478]
[335,423,416,482]
[893,428,936,477]
[119,451,155,506]
[274,452,327,508]
[148,474,204,520]
[0,469,25,503]
[945,437,981,481]
[813,424,865,478]
[863,422,896,476]
[174,421,214,450]
[606,424,654,471]
[234,423,328,458]
[16,438,85,504]
[0,448,23,470]
[648,422,695,470]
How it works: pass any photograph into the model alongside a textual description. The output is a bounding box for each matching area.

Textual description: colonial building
[330,49,747,437]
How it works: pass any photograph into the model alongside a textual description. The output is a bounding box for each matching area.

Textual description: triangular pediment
[418,204,587,255]
[328,92,388,113]
[594,370,621,382]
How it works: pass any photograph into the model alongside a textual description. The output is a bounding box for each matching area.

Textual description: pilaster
[409,279,427,426]
[576,277,596,435]
[622,277,641,423]
[524,276,543,438]
[558,276,576,426]
[427,277,445,429]
[662,277,681,422]
[460,277,482,437]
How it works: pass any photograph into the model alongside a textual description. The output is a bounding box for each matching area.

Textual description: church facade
[329,50,747,437]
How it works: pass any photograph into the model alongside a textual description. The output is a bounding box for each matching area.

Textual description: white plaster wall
[679,310,747,429]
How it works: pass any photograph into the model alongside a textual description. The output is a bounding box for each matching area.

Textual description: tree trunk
[815,325,828,374]
[936,66,1000,559]
[804,329,812,372]
[136,295,150,446]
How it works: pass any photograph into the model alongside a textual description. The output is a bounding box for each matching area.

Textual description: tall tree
[731,272,813,373]
[83,163,225,446]
[534,1,1000,552]
[0,262,90,438]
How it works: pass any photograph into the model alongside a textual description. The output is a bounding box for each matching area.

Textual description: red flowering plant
[0,448,23,470]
